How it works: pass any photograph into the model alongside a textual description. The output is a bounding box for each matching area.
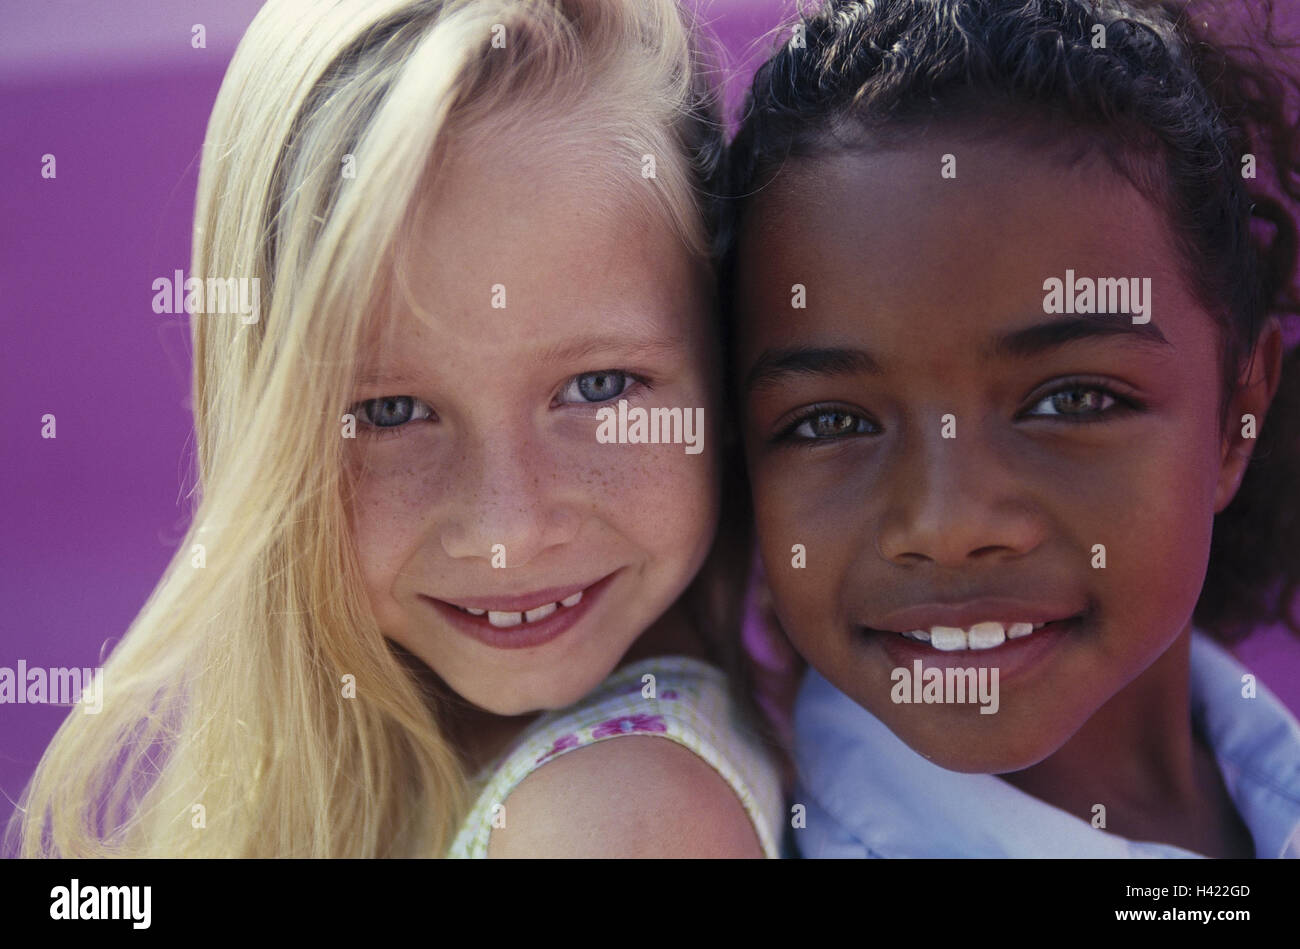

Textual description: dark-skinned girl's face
[734,135,1266,772]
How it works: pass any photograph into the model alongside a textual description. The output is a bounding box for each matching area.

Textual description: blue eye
[558,370,638,404]
[356,396,434,429]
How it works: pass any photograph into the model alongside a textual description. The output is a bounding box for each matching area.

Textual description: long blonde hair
[11,0,722,857]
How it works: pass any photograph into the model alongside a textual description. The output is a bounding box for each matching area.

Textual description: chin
[880,714,1072,775]
[921,744,1058,775]
[480,668,611,718]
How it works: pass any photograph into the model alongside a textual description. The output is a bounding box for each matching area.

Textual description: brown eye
[1028,386,1116,418]
[790,409,872,440]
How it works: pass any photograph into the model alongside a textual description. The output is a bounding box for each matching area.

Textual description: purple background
[2,0,1298,818]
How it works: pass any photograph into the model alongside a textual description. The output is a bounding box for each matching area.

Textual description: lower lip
[871,616,1082,682]
[424,572,617,651]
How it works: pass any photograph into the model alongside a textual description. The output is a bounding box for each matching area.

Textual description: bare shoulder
[486,735,766,858]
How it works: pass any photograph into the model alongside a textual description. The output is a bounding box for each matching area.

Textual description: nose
[439,426,581,567]
[876,422,1046,567]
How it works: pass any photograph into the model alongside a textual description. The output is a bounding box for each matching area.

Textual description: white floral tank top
[446,656,784,857]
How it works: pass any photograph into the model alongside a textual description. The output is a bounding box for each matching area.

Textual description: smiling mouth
[865,616,1085,651]
[441,590,586,629]
[431,572,619,631]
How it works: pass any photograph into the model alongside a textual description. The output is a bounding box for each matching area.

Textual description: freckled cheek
[348,434,721,575]
[346,455,443,609]
[579,442,720,560]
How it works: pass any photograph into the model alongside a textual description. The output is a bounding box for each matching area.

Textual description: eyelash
[1020,378,1142,423]
[551,370,651,408]
[774,403,879,445]
[350,396,435,442]
[349,370,650,442]
[774,379,1142,445]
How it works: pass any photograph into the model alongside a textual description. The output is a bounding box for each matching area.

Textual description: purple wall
[3,0,1299,823]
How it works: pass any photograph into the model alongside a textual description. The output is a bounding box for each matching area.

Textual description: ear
[1213,318,1284,512]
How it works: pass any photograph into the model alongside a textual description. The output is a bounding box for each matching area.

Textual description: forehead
[371,125,711,359]
[733,137,1189,353]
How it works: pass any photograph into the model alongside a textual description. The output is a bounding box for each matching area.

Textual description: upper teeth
[898,621,1046,651]
[524,602,556,623]
[454,590,584,628]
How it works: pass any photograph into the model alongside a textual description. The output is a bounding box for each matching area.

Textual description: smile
[426,572,620,649]
[864,598,1089,653]
[897,621,1046,651]
[443,590,586,628]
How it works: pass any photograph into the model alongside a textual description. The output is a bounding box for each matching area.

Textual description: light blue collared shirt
[794,631,1300,857]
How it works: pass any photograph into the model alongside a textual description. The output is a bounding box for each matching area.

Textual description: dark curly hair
[721,0,1300,643]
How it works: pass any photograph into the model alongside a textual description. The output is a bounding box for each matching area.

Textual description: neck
[1003,628,1197,808]
[998,625,1252,856]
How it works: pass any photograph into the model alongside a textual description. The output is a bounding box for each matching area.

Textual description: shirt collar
[794,631,1300,858]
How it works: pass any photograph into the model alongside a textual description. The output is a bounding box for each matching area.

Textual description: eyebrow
[743,315,1169,394]
[990,314,1170,359]
[355,333,687,388]
[745,346,883,394]
[532,332,688,366]
[354,370,422,388]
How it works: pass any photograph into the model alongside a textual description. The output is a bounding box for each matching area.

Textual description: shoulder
[486,734,766,858]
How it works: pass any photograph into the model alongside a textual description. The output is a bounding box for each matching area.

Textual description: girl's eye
[356,396,434,429]
[1024,385,1122,419]
[783,407,876,441]
[557,370,637,404]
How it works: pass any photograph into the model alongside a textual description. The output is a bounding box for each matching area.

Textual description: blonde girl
[12,0,782,858]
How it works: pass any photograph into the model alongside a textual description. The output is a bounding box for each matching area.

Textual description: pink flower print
[592,714,667,739]
[535,732,580,764]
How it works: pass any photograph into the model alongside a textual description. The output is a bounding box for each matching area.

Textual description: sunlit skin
[344,128,721,769]
[735,135,1281,856]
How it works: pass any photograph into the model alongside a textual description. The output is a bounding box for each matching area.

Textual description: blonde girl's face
[346,133,720,716]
